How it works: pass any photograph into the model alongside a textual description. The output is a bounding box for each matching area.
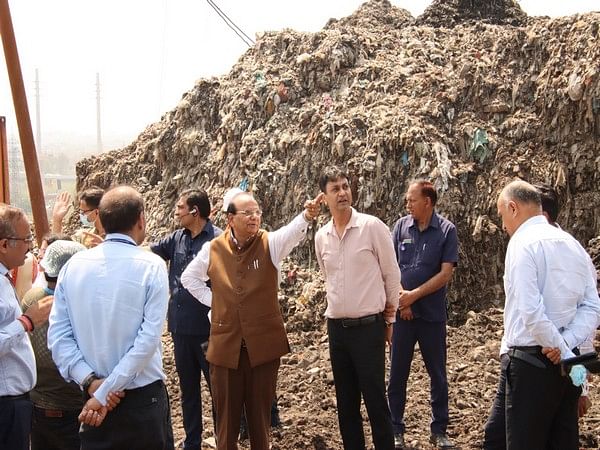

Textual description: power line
[206,0,255,47]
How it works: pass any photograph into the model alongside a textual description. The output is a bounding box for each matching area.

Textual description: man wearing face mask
[51,188,105,248]
[150,189,222,450]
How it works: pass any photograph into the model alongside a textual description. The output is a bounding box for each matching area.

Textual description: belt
[329,313,382,328]
[508,346,547,369]
[34,406,72,418]
[0,392,29,401]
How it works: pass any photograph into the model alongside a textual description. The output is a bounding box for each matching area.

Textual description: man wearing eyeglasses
[0,204,54,450]
[182,189,323,450]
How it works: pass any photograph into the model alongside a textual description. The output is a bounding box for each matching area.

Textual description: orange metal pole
[0,0,49,244]
[0,116,9,203]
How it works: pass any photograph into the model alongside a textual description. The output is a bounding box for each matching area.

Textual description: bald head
[499,180,542,208]
[497,180,543,236]
[99,186,145,236]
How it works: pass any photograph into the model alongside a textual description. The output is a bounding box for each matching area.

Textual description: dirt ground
[163,308,600,449]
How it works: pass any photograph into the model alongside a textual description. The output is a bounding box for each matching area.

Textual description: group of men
[0,168,599,450]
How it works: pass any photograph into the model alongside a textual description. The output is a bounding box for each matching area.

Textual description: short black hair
[319,166,349,192]
[180,189,210,219]
[79,187,105,209]
[99,186,144,234]
[410,179,438,206]
[534,183,559,223]
[42,232,72,246]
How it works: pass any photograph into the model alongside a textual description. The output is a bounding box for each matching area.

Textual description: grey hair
[501,180,541,207]
[0,204,26,239]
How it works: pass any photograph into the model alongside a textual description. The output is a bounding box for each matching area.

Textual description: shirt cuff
[561,329,576,354]
[71,360,96,386]
[93,383,110,406]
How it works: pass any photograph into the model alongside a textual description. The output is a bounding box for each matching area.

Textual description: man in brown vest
[182,190,322,450]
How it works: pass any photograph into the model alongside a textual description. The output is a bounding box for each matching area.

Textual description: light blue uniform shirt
[0,262,36,396]
[48,233,169,405]
[500,216,600,358]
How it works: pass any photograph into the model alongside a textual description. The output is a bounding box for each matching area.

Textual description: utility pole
[0,0,49,243]
[35,68,41,153]
[96,72,103,153]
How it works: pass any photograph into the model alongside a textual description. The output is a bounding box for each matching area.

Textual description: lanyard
[104,238,137,246]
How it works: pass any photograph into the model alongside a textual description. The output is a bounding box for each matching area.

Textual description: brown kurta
[206,229,290,369]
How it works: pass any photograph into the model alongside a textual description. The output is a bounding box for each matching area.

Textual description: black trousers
[173,333,214,449]
[483,354,509,450]
[505,350,580,450]
[31,406,80,450]
[80,380,174,450]
[328,317,394,450]
[0,394,32,450]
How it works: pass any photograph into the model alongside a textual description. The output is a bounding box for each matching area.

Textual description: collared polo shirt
[392,212,458,322]
[151,221,222,335]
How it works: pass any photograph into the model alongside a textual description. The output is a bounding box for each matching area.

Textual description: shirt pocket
[398,241,416,268]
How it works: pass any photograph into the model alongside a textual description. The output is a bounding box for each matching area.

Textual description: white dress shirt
[500,215,600,358]
[48,233,169,405]
[181,213,310,307]
[0,263,36,396]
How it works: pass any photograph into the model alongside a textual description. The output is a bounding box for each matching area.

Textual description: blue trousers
[172,333,214,450]
[388,317,448,435]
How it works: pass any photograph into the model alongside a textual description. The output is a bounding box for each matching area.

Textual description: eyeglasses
[79,209,94,215]
[235,210,262,218]
[2,235,34,243]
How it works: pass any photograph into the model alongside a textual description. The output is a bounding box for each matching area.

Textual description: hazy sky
[0,0,598,154]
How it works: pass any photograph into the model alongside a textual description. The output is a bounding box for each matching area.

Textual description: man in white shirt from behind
[494,179,600,450]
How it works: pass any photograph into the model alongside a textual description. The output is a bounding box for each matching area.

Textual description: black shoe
[394,433,406,449]
[239,422,248,441]
[430,432,455,449]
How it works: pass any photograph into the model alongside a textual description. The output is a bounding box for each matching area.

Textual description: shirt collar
[512,215,547,238]
[407,211,439,230]
[326,208,359,235]
[0,262,8,276]
[104,233,137,245]
[185,220,213,239]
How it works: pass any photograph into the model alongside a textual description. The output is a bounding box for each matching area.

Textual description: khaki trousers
[210,348,279,450]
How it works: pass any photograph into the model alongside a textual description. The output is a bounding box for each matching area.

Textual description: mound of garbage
[75,0,600,323]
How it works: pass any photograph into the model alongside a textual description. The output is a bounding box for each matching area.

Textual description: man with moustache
[151,189,221,449]
[182,189,322,450]
[388,180,458,449]
[0,204,54,450]
[315,166,401,450]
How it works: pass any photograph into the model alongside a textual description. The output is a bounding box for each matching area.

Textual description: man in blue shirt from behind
[48,185,173,449]
[151,189,222,449]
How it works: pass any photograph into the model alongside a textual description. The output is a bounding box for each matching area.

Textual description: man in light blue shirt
[492,180,600,450]
[0,204,53,450]
[48,186,173,449]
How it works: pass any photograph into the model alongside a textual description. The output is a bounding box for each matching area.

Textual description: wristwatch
[81,372,99,394]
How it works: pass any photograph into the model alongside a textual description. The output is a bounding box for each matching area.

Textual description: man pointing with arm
[182,189,322,450]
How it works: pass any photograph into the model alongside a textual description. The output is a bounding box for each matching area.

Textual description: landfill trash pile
[71,0,600,446]
[75,0,600,322]
[416,0,527,27]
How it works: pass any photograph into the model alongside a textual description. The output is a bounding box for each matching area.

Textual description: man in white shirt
[491,180,600,450]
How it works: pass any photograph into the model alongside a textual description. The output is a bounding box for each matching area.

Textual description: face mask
[80,212,94,228]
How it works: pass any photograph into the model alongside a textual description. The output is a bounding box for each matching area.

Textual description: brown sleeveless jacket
[206,229,290,369]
